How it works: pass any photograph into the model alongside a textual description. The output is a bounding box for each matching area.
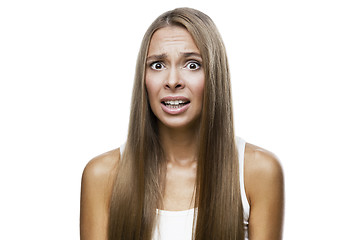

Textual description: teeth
[164,100,186,105]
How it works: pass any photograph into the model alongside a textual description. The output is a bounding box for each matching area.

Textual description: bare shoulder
[81,147,120,207]
[244,143,283,177]
[244,143,284,204]
[82,148,120,183]
[244,143,284,239]
[80,148,120,240]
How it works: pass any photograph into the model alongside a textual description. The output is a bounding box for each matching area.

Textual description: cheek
[189,73,205,101]
[145,75,161,109]
[145,76,155,98]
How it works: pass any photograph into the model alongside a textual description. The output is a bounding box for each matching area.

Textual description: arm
[80,149,119,240]
[245,144,284,240]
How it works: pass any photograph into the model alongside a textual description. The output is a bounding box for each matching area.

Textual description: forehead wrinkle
[153,28,189,42]
[150,33,188,49]
[149,27,199,49]
[147,27,201,61]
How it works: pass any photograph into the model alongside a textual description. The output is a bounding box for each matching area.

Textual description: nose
[165,67,184,90]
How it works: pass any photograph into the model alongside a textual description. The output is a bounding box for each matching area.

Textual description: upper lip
[160,96,190,102]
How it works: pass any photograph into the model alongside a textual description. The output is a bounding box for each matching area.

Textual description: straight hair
[108,7,244,240]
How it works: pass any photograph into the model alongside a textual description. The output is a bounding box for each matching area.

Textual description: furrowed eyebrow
[146,53,167,62]
[181,52,202,59]
[146,52,202,62]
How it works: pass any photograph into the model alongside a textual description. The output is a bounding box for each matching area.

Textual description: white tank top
[120,137,250,240]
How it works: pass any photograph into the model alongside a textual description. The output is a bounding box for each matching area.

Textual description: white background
[1,0,359,239]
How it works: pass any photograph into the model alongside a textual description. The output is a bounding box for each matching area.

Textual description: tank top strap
[236,137,250,222]
[119,143,125,156]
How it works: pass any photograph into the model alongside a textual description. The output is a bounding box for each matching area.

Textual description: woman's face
[145,26,205,130]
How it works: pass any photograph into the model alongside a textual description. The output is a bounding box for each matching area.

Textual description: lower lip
[161,103,190,115]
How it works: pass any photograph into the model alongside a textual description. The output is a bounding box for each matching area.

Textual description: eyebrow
[146,52,202,62]
[146,53,167,62]
[181,52,202,59]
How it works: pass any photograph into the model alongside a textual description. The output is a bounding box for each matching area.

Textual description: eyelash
[149,61,201,70]
[149,61,165,70]
[185,61,201,70]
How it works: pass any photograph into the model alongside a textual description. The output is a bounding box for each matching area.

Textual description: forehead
[148,26,200,55]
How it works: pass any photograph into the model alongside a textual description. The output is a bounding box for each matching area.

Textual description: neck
[158,123,200,167]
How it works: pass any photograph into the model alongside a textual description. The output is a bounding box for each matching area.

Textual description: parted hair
[108,7,244,240]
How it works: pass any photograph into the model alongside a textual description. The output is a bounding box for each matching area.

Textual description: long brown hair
[108,8,244,240]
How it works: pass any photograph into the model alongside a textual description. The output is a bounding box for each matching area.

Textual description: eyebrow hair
[146,53,167,62]
[146,52,202,62]
[181,52,202,59]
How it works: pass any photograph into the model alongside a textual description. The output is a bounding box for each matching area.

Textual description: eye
[150,62,165,70]
[185,61,201,70]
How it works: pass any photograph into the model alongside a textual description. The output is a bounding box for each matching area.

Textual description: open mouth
[161,100,190,109]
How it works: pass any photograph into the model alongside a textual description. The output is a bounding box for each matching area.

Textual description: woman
[80,7,284,240]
